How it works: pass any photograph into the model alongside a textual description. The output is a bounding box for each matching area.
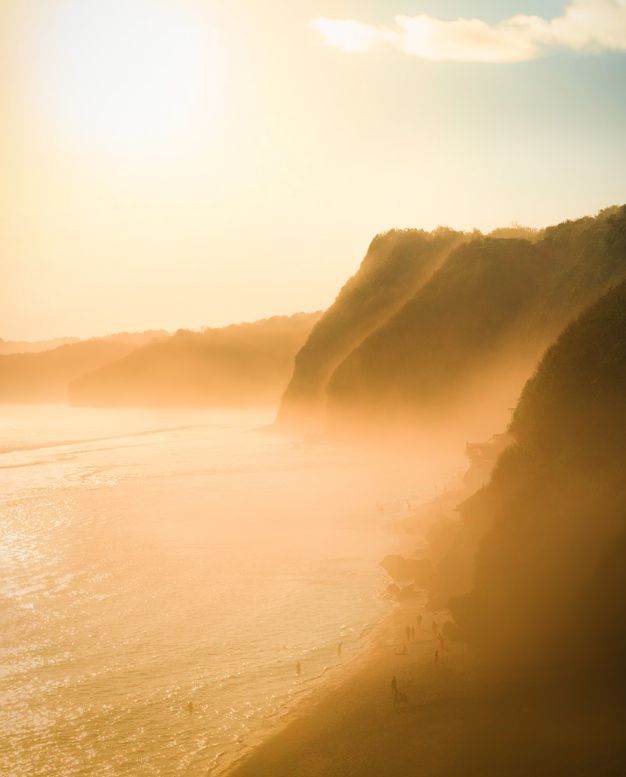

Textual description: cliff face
[275,228,465,432]
[450,280,626,678]
[69,313,320,408]
[324,206,626,438]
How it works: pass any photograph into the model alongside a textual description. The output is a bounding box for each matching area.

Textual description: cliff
[448,279,626,679]
[276,228,466,431]
[325,206,626,438]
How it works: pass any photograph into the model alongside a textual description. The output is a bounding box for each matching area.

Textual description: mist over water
[0,406,459,776]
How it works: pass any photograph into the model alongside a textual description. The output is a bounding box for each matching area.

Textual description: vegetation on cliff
[449,279,626,680]
[0,335,160,403]
[324,206,626,438]
[276,228,466,430]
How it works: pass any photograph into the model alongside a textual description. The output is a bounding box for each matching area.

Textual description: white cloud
[310,19,391,53]
[311,0,626,63]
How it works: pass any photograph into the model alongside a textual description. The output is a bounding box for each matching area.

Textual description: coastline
[219,594,626,777]
[209,596,399,776]
[216,596,454,776]
[212,468,457,777]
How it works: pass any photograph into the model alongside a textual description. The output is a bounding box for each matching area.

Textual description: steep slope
[276,228,465,431]
[449,280,626,679]
[327,206,626,438]
[69,313,320,408]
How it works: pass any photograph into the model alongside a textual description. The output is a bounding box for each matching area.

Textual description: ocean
[0,405,451,776]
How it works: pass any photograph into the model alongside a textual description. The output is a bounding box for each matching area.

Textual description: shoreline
[209,597,400,775]
[210,599,398,776]
[219,599,626,777]
[213,474,453,776]
[216,595,449,776]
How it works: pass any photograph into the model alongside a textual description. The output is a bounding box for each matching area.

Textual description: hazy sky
[2,0,625,340]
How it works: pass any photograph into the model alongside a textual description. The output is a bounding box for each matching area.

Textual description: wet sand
[223,601,626,777]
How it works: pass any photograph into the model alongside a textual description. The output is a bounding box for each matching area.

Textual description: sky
[1,0,625,340]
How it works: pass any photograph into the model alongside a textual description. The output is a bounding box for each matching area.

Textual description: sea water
[0,406,444,776]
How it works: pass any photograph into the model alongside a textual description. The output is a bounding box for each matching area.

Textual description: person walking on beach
[391,675,398,704]
[434,649,439,668]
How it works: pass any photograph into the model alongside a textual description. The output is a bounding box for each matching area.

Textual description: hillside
[69,313,321,408]
[0,338,145,403]
[448,280,626,680]
[325,205,626,439]
[275,228,466,431]
[0,336,80,355]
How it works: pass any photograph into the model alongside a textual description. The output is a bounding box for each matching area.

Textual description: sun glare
[30,0,223,155]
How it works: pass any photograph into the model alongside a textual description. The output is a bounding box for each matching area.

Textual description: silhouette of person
[337,642,343,657]
[296,660,301,676]
[434,649,439,668]
[391,675,398,703]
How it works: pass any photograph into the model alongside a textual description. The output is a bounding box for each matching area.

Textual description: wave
[0,424,213,456]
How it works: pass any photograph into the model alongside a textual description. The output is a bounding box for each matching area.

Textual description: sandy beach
[222,600,626,777]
